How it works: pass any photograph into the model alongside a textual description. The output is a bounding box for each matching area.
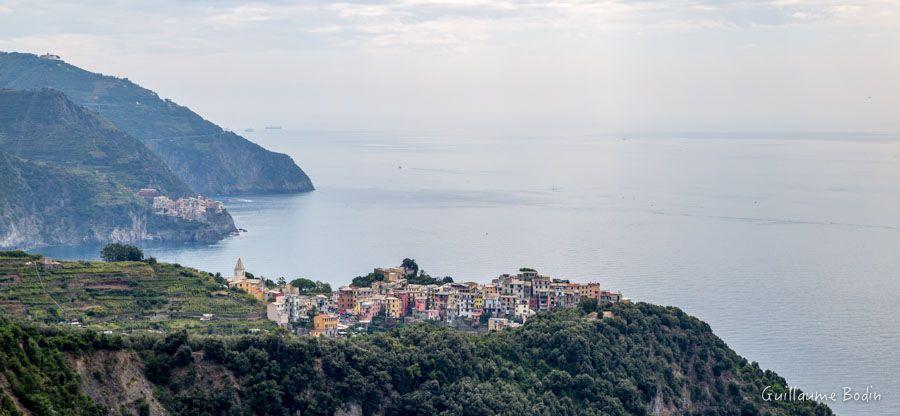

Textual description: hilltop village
[225,258,628,337]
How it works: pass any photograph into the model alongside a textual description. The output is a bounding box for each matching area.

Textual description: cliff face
[146,130,314,195]
[0,52,314,195]
[68,351,168,416]
[0,152,236,248]
[0,89,236,248]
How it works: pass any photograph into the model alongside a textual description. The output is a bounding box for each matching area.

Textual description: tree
[291,277,317,292]
[351,272,383,288]
[579,298,598,313]
[291,278,332,295]
[100,243,144,262]
[406,272,454,286]
[401,258,419,276]
[480,310,493,325]
[318,282,333,295]
[277,276,286,287]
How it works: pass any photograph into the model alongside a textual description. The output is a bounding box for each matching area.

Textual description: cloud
[771,0,900,26]
[207,5,279,25]
[248,0,745,50]
[2,0,899,55]
[1,0,896,132]
[255,0,900,50]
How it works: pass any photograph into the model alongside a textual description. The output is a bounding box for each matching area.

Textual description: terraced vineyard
[0,251,272,333]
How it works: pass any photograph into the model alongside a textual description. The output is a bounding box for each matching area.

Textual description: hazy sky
[1,0,899,133]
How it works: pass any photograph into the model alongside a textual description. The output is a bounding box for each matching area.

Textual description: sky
[1,0,899,133]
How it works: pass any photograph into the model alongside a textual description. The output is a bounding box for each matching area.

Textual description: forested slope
[0,299,833,416]
[143,302,831,416]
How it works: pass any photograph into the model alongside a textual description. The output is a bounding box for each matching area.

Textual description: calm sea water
[35,130,900,415]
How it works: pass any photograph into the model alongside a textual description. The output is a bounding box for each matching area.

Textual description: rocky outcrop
[69,351,168,416]
[69,350,243,416]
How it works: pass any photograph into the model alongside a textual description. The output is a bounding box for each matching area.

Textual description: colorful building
[227,258,265,300]
[311,313,339,337]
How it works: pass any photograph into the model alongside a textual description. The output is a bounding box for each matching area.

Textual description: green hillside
[0,88,191,197]
[0,252,833,415]
[0,318,105,416]
[0,300,832,416]
[0,251,269,334]
[0,89,237,248]
[0,52,314,195]
[143,302,831,416]
[0,150,144,248]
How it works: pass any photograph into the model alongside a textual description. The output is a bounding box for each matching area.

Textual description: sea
[34,130,900,415]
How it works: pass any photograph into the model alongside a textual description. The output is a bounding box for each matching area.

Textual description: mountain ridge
[0,51,314,196]
[0,88,192,197]
[0,89,236,248]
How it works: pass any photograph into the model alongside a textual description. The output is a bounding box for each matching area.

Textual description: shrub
[100,244,144,262]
